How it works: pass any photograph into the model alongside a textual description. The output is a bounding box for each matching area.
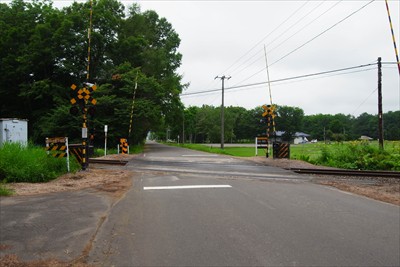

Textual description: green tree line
[158,105,399,143]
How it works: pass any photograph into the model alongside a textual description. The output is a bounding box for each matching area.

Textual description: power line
[232,0,375,87]
[267,1,342,55]
[226,1,328,79]
[181,62,377,97]
[269,0,375,67]
[219,1,310,76]
[351,88,378,116]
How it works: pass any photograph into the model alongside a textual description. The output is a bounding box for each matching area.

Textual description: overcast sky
[137,0,400,116]
[4,0,399,116]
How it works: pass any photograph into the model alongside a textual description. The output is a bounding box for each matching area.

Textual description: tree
[354,112,377,139]
[0,0,185,146]
[183,106,198,143]
[383,111,400,140]
[275,105,304,141]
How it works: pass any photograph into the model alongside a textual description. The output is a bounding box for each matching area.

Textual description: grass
[93,143,144,157]
[0,142,81,185]
[0,182,14,196]
[168,143,264,157]
[93,148,118,157]
[310,141,400,171]
[168,141,400,171]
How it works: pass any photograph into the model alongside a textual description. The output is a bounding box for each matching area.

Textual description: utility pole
[215,75,231,149]
[182,111,185,144]
[377,57,384,150]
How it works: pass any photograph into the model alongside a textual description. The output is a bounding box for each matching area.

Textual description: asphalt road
[0,190,111,262]
[88,142,400,266]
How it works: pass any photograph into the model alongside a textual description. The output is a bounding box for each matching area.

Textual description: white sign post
[104,125,108,156]
[65,137,70,173]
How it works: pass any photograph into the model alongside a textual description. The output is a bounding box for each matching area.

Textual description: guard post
[119,138,129,154]
[273,142,290,159]
[45,137,70,172]
[255,136,269,156]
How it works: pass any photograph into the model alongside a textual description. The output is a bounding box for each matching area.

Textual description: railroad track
[287,168,400,178]
[89,158,129,166]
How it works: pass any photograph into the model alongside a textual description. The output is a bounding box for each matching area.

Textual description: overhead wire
[218,1,311,76]
[178,2,311,96]
[351,88,378,115]
[267,0,342,55]
[188,1,311,98]
[268,0,375,68]
[180,63,378,97]
[226,1,337,87]
[186,66,377,99]
[225,1,323,81]
[229,2,335,86]
[231,0,375,88]
[186,66,376,97]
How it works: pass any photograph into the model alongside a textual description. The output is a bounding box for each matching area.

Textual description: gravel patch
[245,156,400,206]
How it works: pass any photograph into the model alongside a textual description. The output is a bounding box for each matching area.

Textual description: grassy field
[172,141,400,171]
[175,142,325,158]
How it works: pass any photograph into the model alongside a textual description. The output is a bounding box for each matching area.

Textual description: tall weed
[0,142,80,183]
[314,141,400,171]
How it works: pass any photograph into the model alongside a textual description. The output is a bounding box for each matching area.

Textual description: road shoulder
[0,164,134,266]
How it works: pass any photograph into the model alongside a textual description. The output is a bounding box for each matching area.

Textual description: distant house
[359,135,373,141]
[273,131,311,144]
[293,132,311,144]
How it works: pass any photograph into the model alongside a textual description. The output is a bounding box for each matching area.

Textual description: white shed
[0,118,28,146]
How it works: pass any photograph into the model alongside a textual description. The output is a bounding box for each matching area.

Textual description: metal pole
[215,75,231,149]
[221,78,225,149]
[82,108,88,170]
[384,0,400,76]
[182,111,185,144]
[255,137,258,156]
[81,0,93,171]
[104,125,108,157]
[378,57,384,150]
[66,137,70,173]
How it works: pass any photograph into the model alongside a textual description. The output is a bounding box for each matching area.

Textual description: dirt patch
[246,156,400,206]
[315,178,400,206]
[4,154,136,197]
[6,168,132,199]
[0,254,93,267]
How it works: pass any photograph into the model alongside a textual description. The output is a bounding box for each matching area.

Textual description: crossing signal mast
[261,45,277,158]
[261,104,276,158]
[69,0,96,170]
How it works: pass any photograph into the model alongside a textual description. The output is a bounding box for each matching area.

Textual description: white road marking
[143,185,232,190]
[181,154,218,157]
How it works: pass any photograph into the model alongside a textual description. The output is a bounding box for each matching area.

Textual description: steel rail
[287,168,400,178]
[89,158,128,166]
